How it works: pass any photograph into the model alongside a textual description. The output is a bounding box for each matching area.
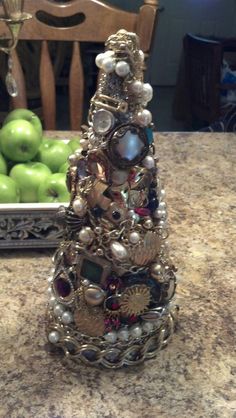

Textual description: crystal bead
[5,72,18,97]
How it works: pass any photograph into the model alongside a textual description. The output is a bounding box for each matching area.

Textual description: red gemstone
[134,208,150,217]
[55,277,71,298]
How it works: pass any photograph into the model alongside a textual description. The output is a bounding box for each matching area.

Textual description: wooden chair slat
[39,40,56,130]
[137,3,158,52]
[69,41,84,130]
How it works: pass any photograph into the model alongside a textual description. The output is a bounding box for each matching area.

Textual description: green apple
[0,152,7,175]
[0,174,20,203]
[4,108,43,138]
[37,139,71,173]
[38,173,70,203]
[10,162,51,203]
[0,120,42,162]
[40,136,51,148]
[68,137,81,153]
[59,161,69,174]
[33,136,53,161]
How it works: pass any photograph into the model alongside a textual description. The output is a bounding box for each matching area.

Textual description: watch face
[93,109,115,134]
[107,124,149,168]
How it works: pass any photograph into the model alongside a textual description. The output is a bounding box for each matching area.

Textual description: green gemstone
[80,259,103,283]
[145,127,154,144]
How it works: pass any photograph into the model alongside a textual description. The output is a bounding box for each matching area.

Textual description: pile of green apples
[0,109,81,203]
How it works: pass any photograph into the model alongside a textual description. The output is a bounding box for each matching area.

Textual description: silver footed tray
[0,203,65,249]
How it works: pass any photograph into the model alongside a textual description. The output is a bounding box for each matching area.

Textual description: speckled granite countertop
[0,132,235,418]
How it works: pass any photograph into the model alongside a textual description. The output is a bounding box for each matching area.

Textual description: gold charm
[91,94,128,113]
[130,231,161,266]
[74,300,105,337]
[120,285,150,316]
[87,179,111,210]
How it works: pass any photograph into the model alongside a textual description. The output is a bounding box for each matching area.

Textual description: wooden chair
[183,33,236,127]
[0,0,158,130]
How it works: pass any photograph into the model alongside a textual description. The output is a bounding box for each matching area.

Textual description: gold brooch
[120,284,150,316]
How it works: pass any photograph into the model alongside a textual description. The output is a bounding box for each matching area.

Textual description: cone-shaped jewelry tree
[46,30,178,368]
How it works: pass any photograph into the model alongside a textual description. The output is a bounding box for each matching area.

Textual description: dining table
[0,131,235,418]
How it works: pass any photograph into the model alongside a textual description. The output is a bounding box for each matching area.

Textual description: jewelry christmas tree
[46,30,178,368]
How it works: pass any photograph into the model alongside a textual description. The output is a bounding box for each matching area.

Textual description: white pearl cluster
[47,298,74,344]
[154,190,167,220]
[130,81,153,103]
[95,50,130,78]
[104,321,155,344]
[136,109,152,127]
[48,291,74,325]
[53,303,74,324]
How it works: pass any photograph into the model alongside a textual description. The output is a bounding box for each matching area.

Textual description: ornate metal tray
[0,203,64,249]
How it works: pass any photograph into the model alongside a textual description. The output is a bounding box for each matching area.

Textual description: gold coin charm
[74,302,105,337]
[120,285,150,316]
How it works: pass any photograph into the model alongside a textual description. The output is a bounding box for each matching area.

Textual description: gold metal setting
[120,285,150,315]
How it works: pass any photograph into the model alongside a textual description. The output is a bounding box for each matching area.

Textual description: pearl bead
[115,60,130,77]
[78,227,94,244]
[117,329,129,342]
[102,56,116,73]
[130,325,142,338]
[47,286,53,296]
[144,218,153,229]
[161,210,167,219]
[48,331,60,344]
[160,189,165,199]
[54,303,65,317]
[110,241,128,261]
[154,209,162,219]
[96,248,104,256]
[94,227,102,235]
[49,295,56,307]
[130,80,143,95]
[82,279,90,286]
[84,285,105,306]
[142,155,155,169]
[129,231,140,244]
[159,220,166,227]
[128,210,135,218]
[151,263,162,276]
[142,322,154,333]
[68,154,77,166]
[142,83,153,102]
[47,276,53,283]
[136,109,152,126]
[159,201,166,209]
[139,49,145,61]
[104,331,117,343]
[73,197,87,217]
[95,53,105,69]
[61,311,73,325]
